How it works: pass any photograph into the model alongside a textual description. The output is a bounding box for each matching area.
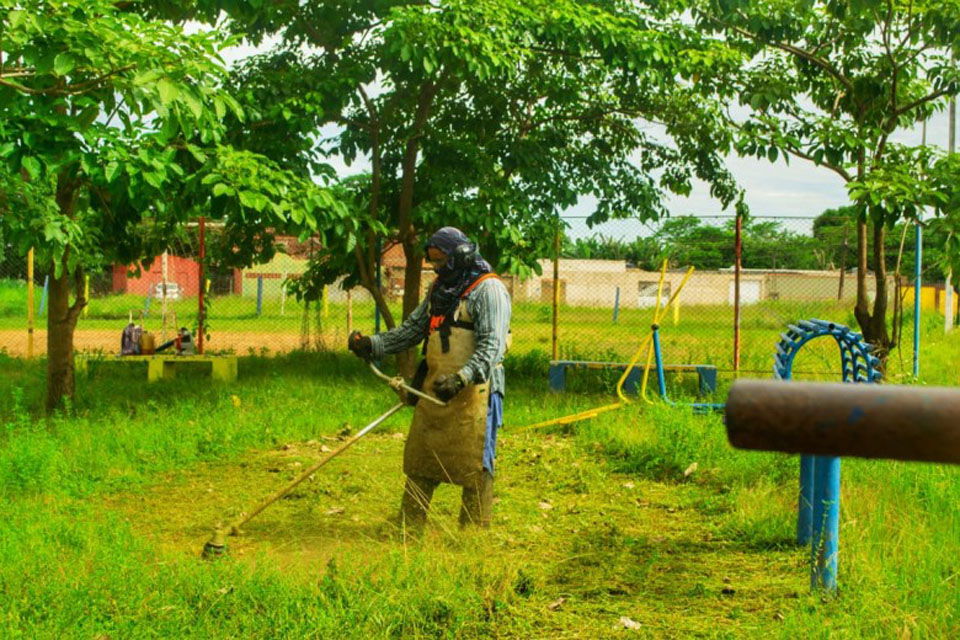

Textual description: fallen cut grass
[0,345,958,637]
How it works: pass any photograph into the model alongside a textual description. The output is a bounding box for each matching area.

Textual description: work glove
[433,372,467,402]
[348,330,373,360]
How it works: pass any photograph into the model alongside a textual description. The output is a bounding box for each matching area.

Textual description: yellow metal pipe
[27,248,34,358]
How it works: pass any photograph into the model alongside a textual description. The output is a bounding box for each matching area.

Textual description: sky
[218,37,956,241]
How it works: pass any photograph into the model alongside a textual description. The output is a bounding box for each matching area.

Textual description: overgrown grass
[0,338,958,637]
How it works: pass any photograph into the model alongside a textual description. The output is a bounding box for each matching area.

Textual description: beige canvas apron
[404,299,489,487]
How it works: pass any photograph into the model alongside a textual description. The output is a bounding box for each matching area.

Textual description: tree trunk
[45,173,84,412]
[854,218,870,328]
[854,218,891,363]
[45,265,79,412]
[837,228,847,300]
[396,239,424,378]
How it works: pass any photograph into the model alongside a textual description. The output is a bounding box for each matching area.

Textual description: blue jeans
[484,392,503,474]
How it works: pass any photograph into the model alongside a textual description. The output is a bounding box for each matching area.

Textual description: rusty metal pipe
[725,380,960,465]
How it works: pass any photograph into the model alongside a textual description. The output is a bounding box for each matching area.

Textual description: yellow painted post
[673,294,680,326]
[322,285,329,319]
[27,248,34,358]
[83,275,90,318]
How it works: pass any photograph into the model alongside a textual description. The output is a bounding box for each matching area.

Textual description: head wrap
[425,227,491,322]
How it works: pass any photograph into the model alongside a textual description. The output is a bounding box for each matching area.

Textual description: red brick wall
[113,256,201,297]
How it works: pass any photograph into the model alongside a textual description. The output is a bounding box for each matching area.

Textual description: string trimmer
[201,362,444,559]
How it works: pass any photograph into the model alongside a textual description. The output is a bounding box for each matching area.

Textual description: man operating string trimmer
[349,227,512,533]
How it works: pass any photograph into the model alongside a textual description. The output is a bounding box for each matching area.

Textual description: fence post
[322,285,329,320]
[733,215,742,373]
[947,274,954,334]
[374,238,382,335]
[913,219,921,378]
[612,287,620,324]
[39,275,49,315]
[198,216,205,355]
[161,251,168,342]
[256,276,264,317]
[552,228,560,361]
[27,248,35,358]
[346,289,353,336]
[280,271,287,316]
[83,275,89,318]
[144,291,152,318]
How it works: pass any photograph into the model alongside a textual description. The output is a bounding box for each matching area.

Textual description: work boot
[399,475,438,538]
[459,471,494,528]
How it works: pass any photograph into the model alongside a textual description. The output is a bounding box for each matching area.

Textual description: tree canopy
[209,0,748,367]
[687,0,960,356]
[0,0,347,408]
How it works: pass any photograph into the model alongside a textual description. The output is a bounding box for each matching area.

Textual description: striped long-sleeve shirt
[369,277,512,396]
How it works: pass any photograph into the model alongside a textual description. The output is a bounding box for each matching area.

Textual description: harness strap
[424,273,501,354]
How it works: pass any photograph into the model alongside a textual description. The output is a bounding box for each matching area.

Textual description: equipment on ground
[121,310,156,355]
[202,362,446,559]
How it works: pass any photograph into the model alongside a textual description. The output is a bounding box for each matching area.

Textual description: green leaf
[238,190,262,210]
[21,156,42,180]
[158,78,179,105]
[212,183,231,197]
[133,69,164,86]
[181,88,204,120]
[213,96,226,120]
[105,161,122,183]
[185,144,208,164]
[8,10,26,29]
[53,53,76,77]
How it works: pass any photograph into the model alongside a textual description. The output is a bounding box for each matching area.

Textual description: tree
[562,215,821,271]
[692,0,960,360]
[212,0,747,374]
[0,0,346,409]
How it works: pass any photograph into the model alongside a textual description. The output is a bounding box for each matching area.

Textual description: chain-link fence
[1,215,951,384]
[544,215,943,386]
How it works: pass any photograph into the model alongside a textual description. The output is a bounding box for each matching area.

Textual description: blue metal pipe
[914,221,922,378]
[612,287,620,324]
[797,455,815,545]
[39,276,49,315]
[811,455,841,591]
[652,325,667,398]
[256,276,263,317]
[648,325,724,412]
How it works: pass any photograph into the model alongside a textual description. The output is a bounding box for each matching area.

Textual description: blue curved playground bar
[772,318,881,591]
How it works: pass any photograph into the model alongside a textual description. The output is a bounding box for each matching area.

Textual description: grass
[1,322,959,637]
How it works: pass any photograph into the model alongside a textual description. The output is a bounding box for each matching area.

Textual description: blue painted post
[811,455,841,591]
[797,455,815,545]
[144,292,152,318]
[39,276,49,315]
[612,287,620,324]
[651,325,667,398]
[913,221,922,378]
[256,276,264,317]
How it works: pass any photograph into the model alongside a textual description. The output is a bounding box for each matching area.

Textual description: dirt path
[100,430,802,637]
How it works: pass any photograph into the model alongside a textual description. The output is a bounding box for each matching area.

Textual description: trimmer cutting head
[201,526,228,560]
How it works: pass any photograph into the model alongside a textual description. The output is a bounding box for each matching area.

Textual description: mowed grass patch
[0,346,958,637]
